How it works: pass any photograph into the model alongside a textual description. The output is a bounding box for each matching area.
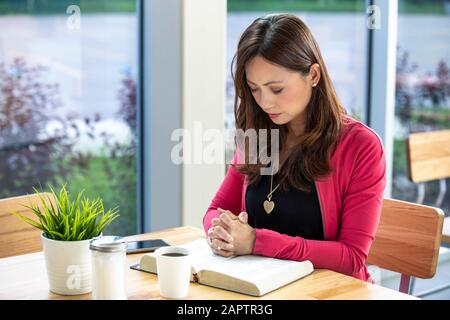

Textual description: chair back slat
[0,193,56,258]
[407,129,450,183]
[368,198,444,279]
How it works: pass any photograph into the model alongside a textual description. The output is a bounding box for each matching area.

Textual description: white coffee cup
[155,246,192,299]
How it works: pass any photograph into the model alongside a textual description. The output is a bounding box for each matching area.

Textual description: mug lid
[90,235,127,253]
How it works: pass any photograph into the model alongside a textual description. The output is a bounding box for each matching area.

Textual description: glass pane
[393,0,450,215]
[226,0,369,162]
[0,0,138,236]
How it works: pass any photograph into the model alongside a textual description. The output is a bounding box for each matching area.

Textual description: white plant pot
[41,233,93,295]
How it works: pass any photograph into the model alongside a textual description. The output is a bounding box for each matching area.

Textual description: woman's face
[245,55,320,135]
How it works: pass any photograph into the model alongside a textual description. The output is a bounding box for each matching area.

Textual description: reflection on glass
[393,0,450,215]
[0,0,137,236]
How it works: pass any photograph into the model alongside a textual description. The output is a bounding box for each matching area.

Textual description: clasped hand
[207,208,256,257]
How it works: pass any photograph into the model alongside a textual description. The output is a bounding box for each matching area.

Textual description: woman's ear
[309,63,321,87]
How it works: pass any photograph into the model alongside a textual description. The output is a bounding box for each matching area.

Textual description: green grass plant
[13,185,119,241]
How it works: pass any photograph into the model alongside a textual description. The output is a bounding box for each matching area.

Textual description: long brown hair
[231,13,347,192]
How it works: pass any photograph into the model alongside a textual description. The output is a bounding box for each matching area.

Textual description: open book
[130,238,314,296]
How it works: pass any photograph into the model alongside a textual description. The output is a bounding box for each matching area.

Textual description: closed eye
[273,89,283,95]
[250,87,283,94]
[249,88,283,94]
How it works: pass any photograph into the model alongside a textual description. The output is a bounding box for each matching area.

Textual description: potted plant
[13,185,119,295]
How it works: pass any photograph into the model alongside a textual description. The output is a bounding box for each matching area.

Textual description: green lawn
[55,155,137,237]
[0,0,136,15]
[227,0,447,14]
[228,0,365,13]
[398,107,450,130]
[398,1,448,14]
[64,157,112,200]
[393,138,408,175]
[0,0,446,15]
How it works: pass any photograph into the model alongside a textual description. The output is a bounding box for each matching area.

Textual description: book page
[137,238,313,296]
[205,255,302,281]
[203,255,314,296]
[180,239,313,288]
[178,238,234,272]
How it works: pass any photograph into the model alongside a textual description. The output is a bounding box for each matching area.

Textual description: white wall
[143,0,227,231]
[181,0,227,228]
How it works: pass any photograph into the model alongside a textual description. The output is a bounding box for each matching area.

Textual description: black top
[245,174,324,240]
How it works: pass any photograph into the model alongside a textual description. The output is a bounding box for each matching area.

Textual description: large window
[0,0,138,236]
[226,0,369,161]
[392,0,450,215]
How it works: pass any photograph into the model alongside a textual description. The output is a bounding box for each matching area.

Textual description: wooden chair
[367,198,444,294]
[406,129,450,296]
[0,193,56,258]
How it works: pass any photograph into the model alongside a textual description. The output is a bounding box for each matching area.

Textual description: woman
[203,13,386,282]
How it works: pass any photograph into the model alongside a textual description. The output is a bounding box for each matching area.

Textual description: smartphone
[126,239,170,254]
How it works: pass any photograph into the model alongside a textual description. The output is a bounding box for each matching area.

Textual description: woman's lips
[268,113,281,119]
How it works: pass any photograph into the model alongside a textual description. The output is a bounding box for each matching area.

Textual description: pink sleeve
[202,152,244,234]
[252,130,386,277]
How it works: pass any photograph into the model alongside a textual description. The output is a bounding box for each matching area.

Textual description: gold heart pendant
[263,200,275,214]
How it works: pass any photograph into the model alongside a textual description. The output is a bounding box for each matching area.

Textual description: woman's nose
[259,92,274,111]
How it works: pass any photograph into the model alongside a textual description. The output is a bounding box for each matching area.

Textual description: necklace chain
[267,174,281,200]
[264,165,284,214]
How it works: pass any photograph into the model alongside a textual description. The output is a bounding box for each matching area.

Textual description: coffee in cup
[154,246,191,299]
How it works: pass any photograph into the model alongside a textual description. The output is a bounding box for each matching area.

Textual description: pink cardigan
[203,116,386,282]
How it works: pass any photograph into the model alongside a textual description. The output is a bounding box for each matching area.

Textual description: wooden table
[0,226,418,300]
